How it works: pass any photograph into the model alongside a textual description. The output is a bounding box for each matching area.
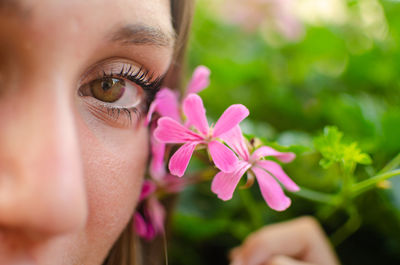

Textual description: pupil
[101,80,113,91]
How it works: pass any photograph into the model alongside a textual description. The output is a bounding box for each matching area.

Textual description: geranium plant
[134,66,400,244]
[135,66,298,240]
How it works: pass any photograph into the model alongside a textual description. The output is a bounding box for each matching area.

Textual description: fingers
[230,216,340,265]
[265,255,315,265]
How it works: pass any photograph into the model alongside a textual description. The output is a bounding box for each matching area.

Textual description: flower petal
[139,180,156,201]
[169,142,199,177]
[147,197,166,234]
[144,222,156,241]
[146,88,180,124]
[256,160,299,192]
[145,100,158,126]
[149,128,166,180]
[163,174,187,193]
[251,146,296,163]
[156,88,181,120]
[133,212,149,238]
[219,125,250,160]
[211,161,251,201]
[186,65,211,94]
[213,104,249,137]
[208,140,238,172]
[154,117,203,143]
[252,167,292,211]
[183,93,209,135]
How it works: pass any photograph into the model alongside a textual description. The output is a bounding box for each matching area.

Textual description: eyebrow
[109,24,175,48]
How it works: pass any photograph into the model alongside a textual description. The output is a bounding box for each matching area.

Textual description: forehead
[0,0,174,37]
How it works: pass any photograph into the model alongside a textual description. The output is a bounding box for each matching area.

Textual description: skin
[230,217,341,265]
[0,0,174,264]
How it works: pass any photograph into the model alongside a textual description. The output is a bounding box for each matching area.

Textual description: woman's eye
[78,75,146,128]
[79,76,144,109]
[77,59,163,128]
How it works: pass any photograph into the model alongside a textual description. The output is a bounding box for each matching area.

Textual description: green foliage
[173,214,230,241]
[169,1,400,264]
[314,126,372,170]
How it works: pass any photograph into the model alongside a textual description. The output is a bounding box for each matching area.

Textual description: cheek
[79,117,148,256]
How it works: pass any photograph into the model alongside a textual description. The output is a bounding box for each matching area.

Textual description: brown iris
[90,77,125,103]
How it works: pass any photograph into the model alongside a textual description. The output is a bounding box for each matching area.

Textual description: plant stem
[239,188,263,229]
[341,162,355,203]
[330,207,361,246]
[294,187,339,205]
[351,169,400,197]
[378,152,400,174]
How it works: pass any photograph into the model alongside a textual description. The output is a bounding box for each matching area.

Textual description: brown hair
[103,1,195,264]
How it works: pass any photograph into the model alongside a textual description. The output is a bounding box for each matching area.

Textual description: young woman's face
[0,0,174,264]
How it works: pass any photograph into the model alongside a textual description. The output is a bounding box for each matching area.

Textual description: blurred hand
[230,216,340,265]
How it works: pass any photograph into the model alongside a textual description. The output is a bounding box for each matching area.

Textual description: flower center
[203,126,214,142]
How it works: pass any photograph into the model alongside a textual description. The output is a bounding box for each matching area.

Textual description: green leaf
[314,126,372,170]
[358,154,373,165]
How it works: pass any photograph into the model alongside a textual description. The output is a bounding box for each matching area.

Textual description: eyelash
[118,65,163,92]
[94,65,163,126]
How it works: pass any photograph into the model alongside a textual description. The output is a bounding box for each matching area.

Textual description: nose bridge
[0,76,87,235]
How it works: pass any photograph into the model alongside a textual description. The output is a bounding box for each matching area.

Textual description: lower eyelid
[82,96,142,129]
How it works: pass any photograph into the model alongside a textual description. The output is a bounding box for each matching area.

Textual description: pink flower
[211,126,299,211]
[133,176,188,240]
[146,65,211,124]
[154,94,249,177]
[133,180,166,240]
[146,66,211,179]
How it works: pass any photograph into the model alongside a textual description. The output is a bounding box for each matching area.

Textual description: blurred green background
[169,0,400,264]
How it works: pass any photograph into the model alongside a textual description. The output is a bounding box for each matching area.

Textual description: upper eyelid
[79,59,148,84]
[79,60,162,94]
[78,58,166,91]
[96,65,164,93]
